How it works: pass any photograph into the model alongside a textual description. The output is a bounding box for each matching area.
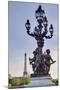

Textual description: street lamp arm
[42,30,47,37]
[45,34,53,39]
[27,30,34,37]
[45,29,53,39]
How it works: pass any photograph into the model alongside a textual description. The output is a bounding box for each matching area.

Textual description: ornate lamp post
[25,5,54,76]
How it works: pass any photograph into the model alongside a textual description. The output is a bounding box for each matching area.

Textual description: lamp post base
[31,73,49,77]
[24,75,55,87]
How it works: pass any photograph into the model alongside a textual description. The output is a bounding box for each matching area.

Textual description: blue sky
[8,1,59,79]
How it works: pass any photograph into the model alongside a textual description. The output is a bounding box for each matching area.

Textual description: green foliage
[20,77,30,85]
[11,77,17,86]
[8,79,12,84]
[8,76,30,86]
[52,79,58,85]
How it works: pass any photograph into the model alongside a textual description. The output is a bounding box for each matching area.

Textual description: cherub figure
[29,50,37,71]
[43,49,56,74]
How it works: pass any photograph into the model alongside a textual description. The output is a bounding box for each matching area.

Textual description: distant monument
[23,52,27,76]
[25,5,56,77]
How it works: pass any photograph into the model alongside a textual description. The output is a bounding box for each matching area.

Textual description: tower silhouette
[23,52,27,76]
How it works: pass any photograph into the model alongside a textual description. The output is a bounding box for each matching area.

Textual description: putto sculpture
[25,5,56,77]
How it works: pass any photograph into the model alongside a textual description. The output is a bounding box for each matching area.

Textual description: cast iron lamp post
[25,5,54,76]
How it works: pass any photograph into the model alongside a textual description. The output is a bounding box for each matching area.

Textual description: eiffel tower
[23,52,27,76]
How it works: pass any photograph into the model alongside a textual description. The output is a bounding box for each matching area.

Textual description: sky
[8,1,59,79]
